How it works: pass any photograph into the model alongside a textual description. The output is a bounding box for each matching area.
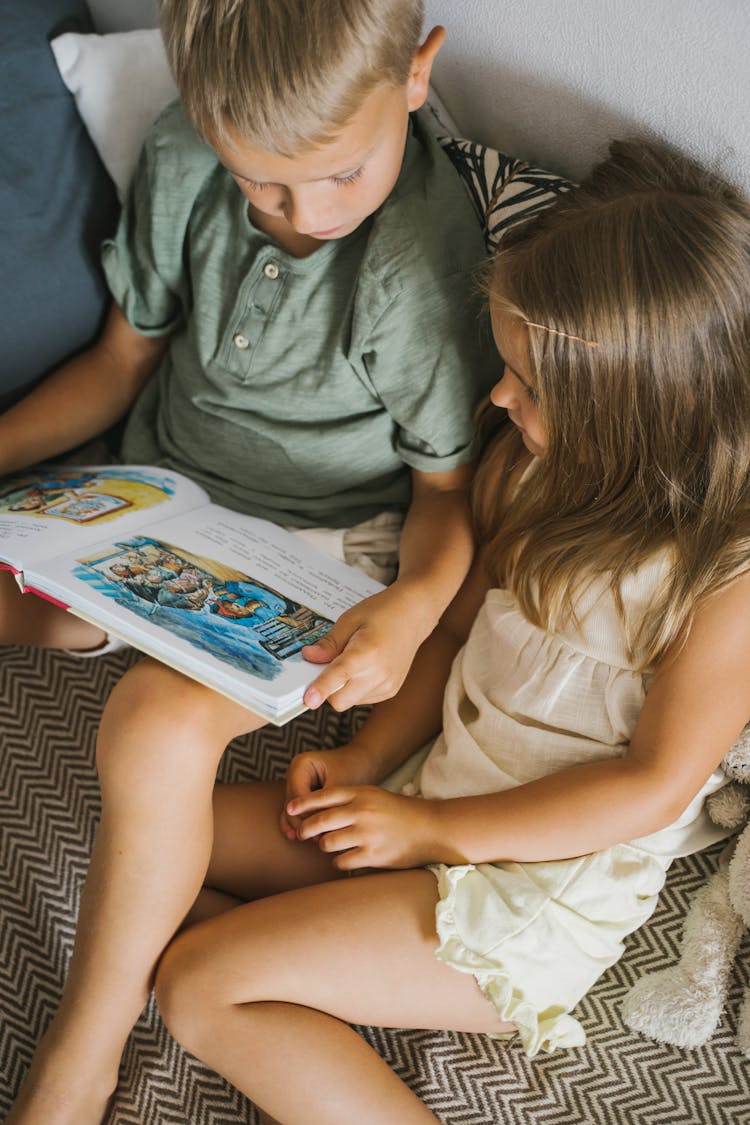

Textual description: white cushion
[50,28,176,200]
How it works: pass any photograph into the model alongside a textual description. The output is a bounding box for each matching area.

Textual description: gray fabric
[0,0,118,407]
[2,645,748,1123]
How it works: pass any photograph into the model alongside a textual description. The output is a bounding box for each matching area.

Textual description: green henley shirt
[103,101,498,528]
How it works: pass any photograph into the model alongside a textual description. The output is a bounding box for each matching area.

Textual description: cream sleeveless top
[418,553,728,858]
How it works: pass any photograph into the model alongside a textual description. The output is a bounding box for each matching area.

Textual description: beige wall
[424,0,750,186]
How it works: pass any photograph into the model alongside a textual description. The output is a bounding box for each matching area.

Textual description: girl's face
[489,307,547,456]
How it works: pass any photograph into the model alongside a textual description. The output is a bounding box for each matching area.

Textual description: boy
[5,2,494,1119]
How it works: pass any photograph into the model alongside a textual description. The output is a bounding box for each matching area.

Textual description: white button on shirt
[263,261,280,280]
[233,333,249,349]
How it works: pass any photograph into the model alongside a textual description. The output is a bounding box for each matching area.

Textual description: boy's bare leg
[0,568,106,650]
[155,866,512,1125]
[6,659,308,1125]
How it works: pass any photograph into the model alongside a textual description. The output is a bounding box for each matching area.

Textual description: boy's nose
[284,187,331,234]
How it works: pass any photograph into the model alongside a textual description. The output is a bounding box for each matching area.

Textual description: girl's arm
[302,463,475,710]
[433,567,750,864]
[292,569,750,870]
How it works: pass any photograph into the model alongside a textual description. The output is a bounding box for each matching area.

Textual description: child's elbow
[625,761,703,839]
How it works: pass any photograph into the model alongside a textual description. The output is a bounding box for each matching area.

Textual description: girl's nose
[490,370,514,409]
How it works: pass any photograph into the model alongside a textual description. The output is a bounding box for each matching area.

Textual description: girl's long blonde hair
[473,138,750,669]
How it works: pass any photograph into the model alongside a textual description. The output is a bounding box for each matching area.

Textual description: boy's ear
[406,25,446,112]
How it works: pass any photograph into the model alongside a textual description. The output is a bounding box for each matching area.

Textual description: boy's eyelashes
[332,167,365,187]
[235,167,365,191]
[238,177,269,191]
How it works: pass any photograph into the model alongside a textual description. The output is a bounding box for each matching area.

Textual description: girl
[141,139,750,1123]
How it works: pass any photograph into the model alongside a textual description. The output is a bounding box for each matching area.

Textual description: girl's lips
[509,413,526,433]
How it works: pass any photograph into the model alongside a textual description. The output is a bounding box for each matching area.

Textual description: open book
[0,465,383,724]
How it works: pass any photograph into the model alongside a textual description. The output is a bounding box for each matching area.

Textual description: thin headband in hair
[524,321,600,348]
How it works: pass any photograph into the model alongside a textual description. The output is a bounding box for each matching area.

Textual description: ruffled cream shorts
[429,844,670,1056]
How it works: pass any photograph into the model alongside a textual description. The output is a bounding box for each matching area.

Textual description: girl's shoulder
[639,567,750,800]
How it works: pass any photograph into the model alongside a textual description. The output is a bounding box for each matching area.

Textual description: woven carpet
[2,645,748,1124]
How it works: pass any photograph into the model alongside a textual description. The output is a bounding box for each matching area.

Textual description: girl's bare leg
[0,568,106,649]
[6,660,325,1125]
[155,793,513,1125]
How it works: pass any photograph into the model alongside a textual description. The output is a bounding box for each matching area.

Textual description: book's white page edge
[24,503,383,724]
[57,603,305,727]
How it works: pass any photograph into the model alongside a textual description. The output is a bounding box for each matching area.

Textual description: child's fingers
[302,672,346,710]
[302,615,370,706]
[278,809,300,841]
[330,845,370,872]
[305,634,397,709]
[316,827,363,858]
[285,753,327,801]
[287,785,355,821]
[301,613,357,666]
[296,810,355,843]
[301,631,343,665]
[303,659,366,711]
[283,758,331,836]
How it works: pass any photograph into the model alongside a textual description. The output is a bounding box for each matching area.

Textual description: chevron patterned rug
[2,645,748,1124]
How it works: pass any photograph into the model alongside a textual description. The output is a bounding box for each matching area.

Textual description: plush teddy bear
[622,726,750,1057]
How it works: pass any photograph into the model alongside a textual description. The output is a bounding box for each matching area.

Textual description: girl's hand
[287,785,439,871]
[281,745,373,841]
[301,582,434,711]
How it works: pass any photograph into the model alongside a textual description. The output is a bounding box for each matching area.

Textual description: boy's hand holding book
[301,582,436,711]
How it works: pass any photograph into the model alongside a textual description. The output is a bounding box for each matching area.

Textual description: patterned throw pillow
[439,136,572,252]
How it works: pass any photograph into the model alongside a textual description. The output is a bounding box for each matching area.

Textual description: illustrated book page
[20,501,382,724]
[0,465,210,575]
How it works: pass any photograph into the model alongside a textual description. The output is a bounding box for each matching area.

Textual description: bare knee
[155,929,229,1054]
[0,569,25,643]
[0,567,106,649]
[96,657,261,780]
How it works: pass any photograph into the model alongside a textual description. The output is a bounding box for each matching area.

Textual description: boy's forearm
[346,547,490,780]
[0,305,168,477]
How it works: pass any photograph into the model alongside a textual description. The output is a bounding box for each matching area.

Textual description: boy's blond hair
[158,0,425,153]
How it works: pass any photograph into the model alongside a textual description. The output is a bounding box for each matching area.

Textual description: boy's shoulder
[365,109,486,290]
[137,99,220,203]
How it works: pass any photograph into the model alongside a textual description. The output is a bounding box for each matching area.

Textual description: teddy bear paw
[622,965,726,1049]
